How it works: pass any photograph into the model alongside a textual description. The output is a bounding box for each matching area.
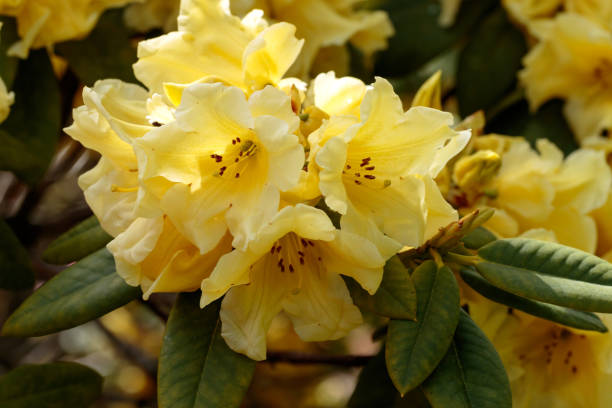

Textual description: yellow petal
[411,70,442,110]
[312,71,366,117]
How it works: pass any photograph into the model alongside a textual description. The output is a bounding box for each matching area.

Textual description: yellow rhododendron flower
[519,13,612,144]
[0,0,134,58]
[230,0,394,78]
[133,0,303,97]
[311,76,470,250]
[66,79,228,299]
[501,0,562,26]
[134,82,305,253]
[468,298,612,408]
[454,135,612,253]
[200,204,390,361]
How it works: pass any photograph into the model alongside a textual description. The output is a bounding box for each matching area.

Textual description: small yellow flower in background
[467,297,612,408]
[501,0,562,26]
[124,0,180,33]
[0,0,134,58]
[229,0,394,78]
[201,204,389,361]
[438,0,462,27]
[453,135,612,253]
[0,23,14,123]
[311,76,470,251]
[134,0,303,97]
[519,13,612,145]
[134,82,305,253]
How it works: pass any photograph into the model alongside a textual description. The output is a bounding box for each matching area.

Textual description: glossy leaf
[479,238,612,285]
[0,219,34,290]
[0,49,61,185]
[56,9,138,86]
[2,249,140,337]
[386,261,460,395]
[43,216,112,265]
[461,227,496,250]
[158,293,255,408]
[376,0,496,77]
[421,311,511,408]
[460,267,607,332]
[475,261,612,312]
[457,7,526,116]
[348,256,417,320]
[0,362,102,408]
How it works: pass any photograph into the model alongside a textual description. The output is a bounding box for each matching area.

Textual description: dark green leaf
[0,219,34,290]
[475,261,612,312]
[421,311,511,408]
[386,261,460,395]
[0,49,61,185]
[348,256,417,320]
[55,9,138,86]
[348,348,399,408]
[479,238,612,285]
[457,7,526,116]
[486,99,578,156]
[460,267,607,332]
[158,293,255,408]
[375,0,496,77]
[0,362,102,408]
[2,249,140,337]
[461,226,496,250]
[43,216,112,265]
[0,17,19,88]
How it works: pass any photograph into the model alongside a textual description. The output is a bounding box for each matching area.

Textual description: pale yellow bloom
[133,0,303,97]
[519,13,612,144]
[66,79,229,299]
[133,82,304,254]
[469,298,612,408]
[457,135,611,253]
[0,0,134,58]
[201,204,390,361]
[230,0,394,78]
[311,77,470,251]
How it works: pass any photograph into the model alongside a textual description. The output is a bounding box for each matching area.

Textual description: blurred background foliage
[0,0,584,406]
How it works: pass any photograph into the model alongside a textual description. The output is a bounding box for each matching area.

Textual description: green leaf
[460,267,607,332]
[456,7,526,116]
[479,238,612,285]
[348,256,417,320]
[0,362,102,408]
[421,311,511,408]
[486,99,578,156]
[0,17,20,88]
[0,49,61,185]
[158,293,255,408]
[43,216,112,265]
[475,261,612,312]
[461,226,496,250]
[2,249,140,337]
[375,0,496,77]
[0,219,34,290]
[385,261,460,395]
[55,9,138,86]
[348,348,399,408]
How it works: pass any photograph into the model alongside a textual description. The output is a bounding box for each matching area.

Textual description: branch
[264,350,373,367]
[95,320,158,377]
